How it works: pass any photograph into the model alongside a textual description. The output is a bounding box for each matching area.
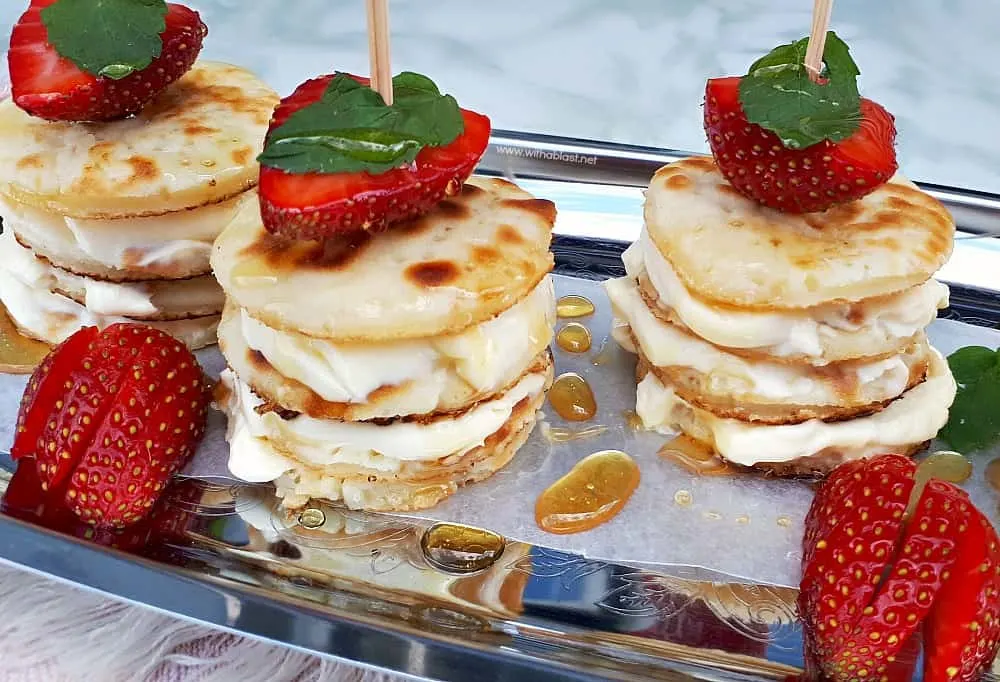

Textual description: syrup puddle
[548,373,597,422]
[556,323,592,353]
[535,450,640,535]
[556,295,595,319]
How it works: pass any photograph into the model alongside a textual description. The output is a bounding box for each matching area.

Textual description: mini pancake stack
[212,176,557,511]
[0,62,278,349]
[607,157,958,474]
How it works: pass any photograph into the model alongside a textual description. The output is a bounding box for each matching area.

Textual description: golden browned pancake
[0,62,278,218]
[644,157,955,309]
[212,176,556,341]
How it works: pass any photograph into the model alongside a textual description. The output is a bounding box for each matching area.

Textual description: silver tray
[2,132,999,682]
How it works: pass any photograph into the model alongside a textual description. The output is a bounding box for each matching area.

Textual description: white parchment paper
[2,275,998,587]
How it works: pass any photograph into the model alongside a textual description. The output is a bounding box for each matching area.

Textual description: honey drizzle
[916,451,973,484]
[622,409,644,431]
[987,457,1000,493]
[541,422,609,443]
[420,523,505,573]
[657,435,734,477]
[556,295,595,319]
[556,323,592,353]
[535,450,640,534]
[0,303,50,374]
[548,373,597,422]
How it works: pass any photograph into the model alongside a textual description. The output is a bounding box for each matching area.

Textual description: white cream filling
[241,276,555,404]
[636,348,956,466]
[605,276,915,405]
[628,232,949,359]
[223,368,547,483]
[0,194,245,270]
[0,228,157,316]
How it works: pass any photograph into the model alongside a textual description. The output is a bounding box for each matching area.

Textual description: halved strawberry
[258,74,491,240]
[923,499,1000,682]
[704,76,898,213]
[798,455,916,664]
[8,0,206,122]
[9,323,210,528]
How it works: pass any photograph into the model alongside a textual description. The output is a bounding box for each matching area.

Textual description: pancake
[222,355,554,511]
[2,193,249,281]
[626,233,949,364]
[0,228,223,320]
[644,157,955,309]
[606,276,930,420]
[0,62,278,218]
[634,349,956,475]
[212,176,556,341]
[218,280,555,420]
[0,265,218,349]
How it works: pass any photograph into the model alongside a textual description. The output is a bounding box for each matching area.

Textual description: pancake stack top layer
[606,157,958,473]
[212,176,558,511]
[0,61,279,350]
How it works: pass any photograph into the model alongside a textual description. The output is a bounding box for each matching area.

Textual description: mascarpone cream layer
[606,276,919,406]
[240,276,555,405]
[0,193,246,274]
[635,348,956,466]
[223,368,548,483]
[627,232,949,361]
[0,228,222,318]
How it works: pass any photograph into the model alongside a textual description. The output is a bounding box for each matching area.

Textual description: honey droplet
[622,409,644,431]
[541,422,609,443]
[535,450,640,534]
[591,338,614,366]
[556,322,592,353]
[548,372,597,422]
[420,523,505,574]
[657,436,734,477]
[0,304,51,374]
[987,457,1000,492]
[735,514,751,525]
[704,511,723,521]
[673,489,693,507]
[297,508,326,529]
[776,515,793,528]
[556,295,595,319]
[917,451,973,484]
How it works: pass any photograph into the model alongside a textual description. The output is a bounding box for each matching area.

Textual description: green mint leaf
[947,346,1000,385]
[259,72,464,175]
[939,347,1000,453]
[737,31,862,149]
[41,0,167,80]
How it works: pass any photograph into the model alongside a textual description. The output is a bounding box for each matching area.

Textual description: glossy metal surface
[1,135,999,681]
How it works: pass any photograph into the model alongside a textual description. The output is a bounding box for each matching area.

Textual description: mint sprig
[41,0,168,80]
[258,72,465,176]
[939,346,1000,453]
[737,31,862,150]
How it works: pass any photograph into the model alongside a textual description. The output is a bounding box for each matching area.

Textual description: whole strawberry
[11,323,210,528]
[9,0,207,122]
[704,32,898,213]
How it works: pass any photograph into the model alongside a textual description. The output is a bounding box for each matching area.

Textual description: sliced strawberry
[10,323,209,529]
[704,76,898,213]
[258,74,491,240]
[11,326,99,465]
[798,456,916,662]
[823,480,961,680]
[65,326,209,527]
[923,497,1000,682]
[8,0,207,122]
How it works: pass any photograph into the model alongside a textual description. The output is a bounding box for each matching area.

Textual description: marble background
[1,0,998,193]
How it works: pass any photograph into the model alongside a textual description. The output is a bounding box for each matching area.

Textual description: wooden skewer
[804,0,834,83]
[366,0,393,104]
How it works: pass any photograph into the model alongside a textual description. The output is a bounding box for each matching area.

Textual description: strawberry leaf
[41,0,168,80]
[940,346,1000,453]
[737,31,862,149]
[258,72,464,175]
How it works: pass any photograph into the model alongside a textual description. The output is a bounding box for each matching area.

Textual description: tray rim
[1,131,999,682]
